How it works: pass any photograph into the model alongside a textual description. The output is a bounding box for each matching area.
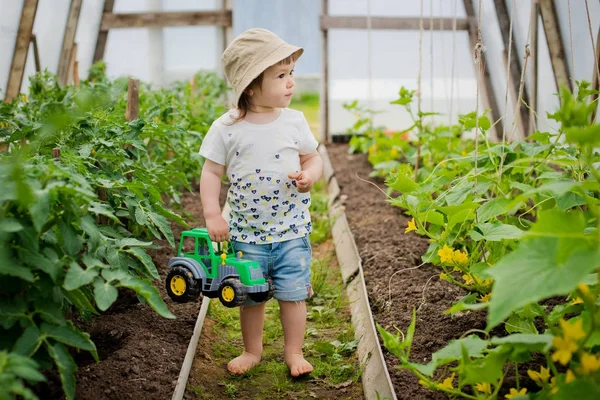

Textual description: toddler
[199,28,323,377]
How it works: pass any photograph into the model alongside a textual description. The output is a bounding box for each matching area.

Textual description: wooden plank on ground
[101,10,232,30]
[5,0,39,102]
[93,0,115,63]
[58,0,82,86]
[539,0,571,92]
[493,0,529,136]
[321,15,470,31]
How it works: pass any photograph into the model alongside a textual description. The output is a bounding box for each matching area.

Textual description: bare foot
[227,351,261,375]
[285,353,313,377]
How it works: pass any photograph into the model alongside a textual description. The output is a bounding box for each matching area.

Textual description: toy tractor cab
[165,228,273,307]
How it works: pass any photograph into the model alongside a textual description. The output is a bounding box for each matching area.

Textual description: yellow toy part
[169,275,187,297]
[220,253,227,265]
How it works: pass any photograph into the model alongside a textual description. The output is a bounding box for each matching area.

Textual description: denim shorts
[231,236,313,305]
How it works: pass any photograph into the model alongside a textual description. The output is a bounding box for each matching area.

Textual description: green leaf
[93,278,118,311]
[62,288,98,315]
[477,198,512,223]
[460,347,506,385]
[134,207,148,225]
[118,276,175,319]
[468,222,524,242]
[147,211,174,247]
[565,123,600,146]
[487,237,600,329]
[387,166,420,194]
[63,262,98,291]
[40,323,96,352]
[0,261,34,282]
[79,215,100,250]
[412,336,489,376]
[490,333,553,351]
[58,220,81,257]
[19,249,57,282]
[445,293,488,315]
[0,218,24,232]
[447,208,476,231]
[13,325,43,356]
[47,343,76,400]
[505,314,538,334]
[417,210,445,226]
[555,191,586,210]
[29,189,50,232]
[552,379,600,399]
[124,247,159,279]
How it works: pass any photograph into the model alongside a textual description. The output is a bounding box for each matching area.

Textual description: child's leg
[278,300,313,376]
[227,302,266,374]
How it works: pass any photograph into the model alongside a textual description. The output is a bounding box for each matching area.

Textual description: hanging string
[430,0,434,112]
[498,0,516,178]
[449,0,458,127]
[502,0,516,142]
[584,0,600,85]
[415,0,424,181]
[567,0,576,79]
[366,0,373,132]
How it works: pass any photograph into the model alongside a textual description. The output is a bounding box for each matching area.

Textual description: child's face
[251,61,295,110]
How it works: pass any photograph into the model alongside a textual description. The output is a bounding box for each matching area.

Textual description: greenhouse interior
[1,0,600,399]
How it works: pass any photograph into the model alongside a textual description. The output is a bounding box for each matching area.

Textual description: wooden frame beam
[58,0,82,86]
[320,0,329,143]
[463,0,504,139]
[5,0,39,102]
[494,0,529,136]
[100,10,232,30]
[320,16,470,31]
[539,0,571,92]
[529,0,539,135]
[93,0,115,64]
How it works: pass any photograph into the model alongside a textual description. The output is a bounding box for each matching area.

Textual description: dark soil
[327,143,490,400]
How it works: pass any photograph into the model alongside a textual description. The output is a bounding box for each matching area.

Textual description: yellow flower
[405,218,416,233]
[475,382,491,394]
[480,293,492,303]
[391,148,398,156]
[439,272,448,281]
[453,250,468,265]
[552,336,578,365]
[463,274,474,286]
[438,245,454,263]
[527,366,551,386]
[438,373,455,390]
[560,319,585,341]
[418,379,429,387]
[571,297,584,305]
[505,387,527,399]
[21,94,27,102]
[565,369,575,383]
[461,149,468,156]
[580,353,600,374]
[577,283,590,295]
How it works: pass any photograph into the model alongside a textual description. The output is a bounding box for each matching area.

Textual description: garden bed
[327,143,490,400]
[36,187,227,400]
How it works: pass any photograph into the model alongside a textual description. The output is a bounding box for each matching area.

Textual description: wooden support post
[52,147,61,160]
[31,34,41,72]
[591,27,600,122]
[93,0,115,63]
[494,0,529,137]
[539,0,571,92]
[5,0,39,102]
[463,0,504,140]
[320,0,329,143]
[58,0,82,86]
[66,43,78,86]
[529,0,539,135]
[126,78,140,121]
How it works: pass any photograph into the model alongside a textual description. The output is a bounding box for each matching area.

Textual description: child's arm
[288,151,323,193]
[200,159,229,242]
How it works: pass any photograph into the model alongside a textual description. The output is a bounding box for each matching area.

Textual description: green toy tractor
[165,228,273,307]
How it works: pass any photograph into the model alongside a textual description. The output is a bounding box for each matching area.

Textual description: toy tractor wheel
[218,278,247,308]
[248,276,274,303]
[166,266,200,303]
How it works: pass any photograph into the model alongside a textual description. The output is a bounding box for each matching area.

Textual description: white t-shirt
[199,108,319,244]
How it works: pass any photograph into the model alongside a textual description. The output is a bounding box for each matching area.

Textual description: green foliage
[350,81,600,398]
[0,65,228,399]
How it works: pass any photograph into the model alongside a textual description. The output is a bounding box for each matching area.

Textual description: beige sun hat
[222,28,304,107]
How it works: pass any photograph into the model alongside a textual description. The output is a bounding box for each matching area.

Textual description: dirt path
[327,143,489,400]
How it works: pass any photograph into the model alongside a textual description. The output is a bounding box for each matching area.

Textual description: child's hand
[288,171,315,193]
[206,215,229,243]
